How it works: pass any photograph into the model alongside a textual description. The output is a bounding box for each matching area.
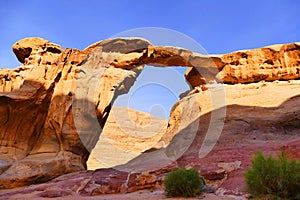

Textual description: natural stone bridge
[0,37,299,189]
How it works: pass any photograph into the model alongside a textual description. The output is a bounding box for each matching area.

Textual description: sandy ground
[6,190,238,200]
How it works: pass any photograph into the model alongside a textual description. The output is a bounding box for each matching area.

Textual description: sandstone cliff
[0,37,299,191]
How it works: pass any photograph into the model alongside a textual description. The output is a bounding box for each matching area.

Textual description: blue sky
[1,0,300,117]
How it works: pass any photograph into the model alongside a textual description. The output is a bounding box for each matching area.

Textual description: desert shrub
[164,168,204,197]
[245,151,300,199]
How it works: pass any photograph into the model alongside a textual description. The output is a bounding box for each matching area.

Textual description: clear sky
[1,0,299,117]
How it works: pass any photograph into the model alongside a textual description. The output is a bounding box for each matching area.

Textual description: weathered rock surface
[186,42,300,86]
[0,36,299,193]
[87,106,168,169]
[13,37,62,64]
[0,37,148,189]
[0,36,222,189]
[2,81,300,199]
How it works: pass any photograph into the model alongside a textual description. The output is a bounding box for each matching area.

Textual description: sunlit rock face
[0,37,147,189]
[0,36,299,190]
[185,42,300,86]
[87,106,168,170]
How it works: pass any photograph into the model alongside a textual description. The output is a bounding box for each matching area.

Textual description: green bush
[164,168,204,197]
[245,151,300,199]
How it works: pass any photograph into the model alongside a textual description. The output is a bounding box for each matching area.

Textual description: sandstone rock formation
[0,37,146,189]
[0,36,217,189]
[2,80,300,199]
[87,106,167,169]
[0,36,299,191]
[186,42,300,86]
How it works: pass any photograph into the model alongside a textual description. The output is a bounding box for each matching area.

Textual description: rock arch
[0,37,216,188]
[0,37,299,188]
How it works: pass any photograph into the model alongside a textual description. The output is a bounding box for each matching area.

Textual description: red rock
[201,168,226,181]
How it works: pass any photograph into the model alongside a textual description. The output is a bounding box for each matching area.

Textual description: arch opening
[113,65,190,119]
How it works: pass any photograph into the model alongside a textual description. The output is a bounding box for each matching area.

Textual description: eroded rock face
[87,106,168,170]
[2,80,300,199]
[0,37,299,190]
[0,38,148,189]
[0,36,219,189]
[186,42,300,86]
[12,37,62,64]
